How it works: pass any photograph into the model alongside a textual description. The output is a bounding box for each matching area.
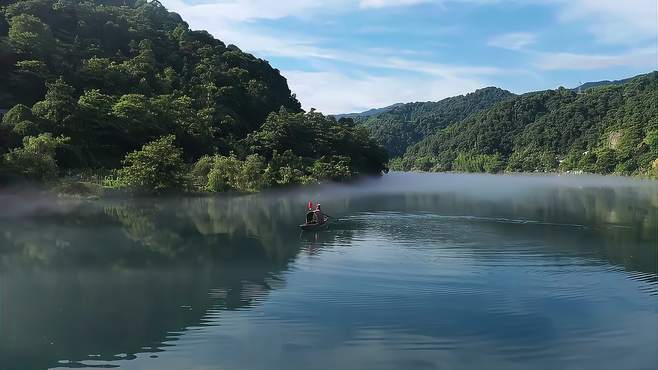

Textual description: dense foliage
[0,0,388,191]
[360,87,515,157]
[2,132,68,181]
[394,72,658,177]
[190,109,388,193]
[112,134,186,193]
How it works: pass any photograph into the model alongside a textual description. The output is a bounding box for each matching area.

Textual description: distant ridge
[332,103,404,120]
[395,71,657,178]
[358,87,516,157]
[572,73,652,92]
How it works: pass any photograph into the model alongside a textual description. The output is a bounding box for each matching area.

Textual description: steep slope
[0,0,388,187]
[396,72,658,177]
[361,87,515,157]
[0,0,301,165]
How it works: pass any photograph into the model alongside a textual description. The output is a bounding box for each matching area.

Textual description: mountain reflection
[0,174,656,370]
[0,195,318,370]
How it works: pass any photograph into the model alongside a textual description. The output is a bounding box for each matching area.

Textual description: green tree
[115,135,186,193]
[3,133,69,181]
[1,103,42,145]
[7,14,54,58]
[593,148,618,174]
[453,153,505,173]
[189,155,214,191]
[309,156,353,182]
[644,130,658,157]
[206,154,242,192]
[400,72,658,176]
[0,0,386,189]
[234,154,267,192]
[15,59,49,77]
[31,77,76,126]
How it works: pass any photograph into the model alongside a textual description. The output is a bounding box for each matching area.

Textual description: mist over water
[0,173,656,370]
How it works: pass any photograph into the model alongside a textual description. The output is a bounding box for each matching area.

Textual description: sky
[159,0,658,114]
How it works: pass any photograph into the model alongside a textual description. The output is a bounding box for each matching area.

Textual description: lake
[0,173,656,370]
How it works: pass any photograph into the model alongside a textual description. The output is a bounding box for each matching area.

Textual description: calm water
[1,173,657,370]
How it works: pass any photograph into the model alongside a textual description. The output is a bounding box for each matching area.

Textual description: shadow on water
[0,173,655,370]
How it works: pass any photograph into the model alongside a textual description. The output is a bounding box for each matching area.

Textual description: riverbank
[30,170,655,201]
[390,168,658,181]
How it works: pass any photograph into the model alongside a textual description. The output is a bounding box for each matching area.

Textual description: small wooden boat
[299,215,329,231]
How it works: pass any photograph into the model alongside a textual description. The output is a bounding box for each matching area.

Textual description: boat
[299,215,329,231]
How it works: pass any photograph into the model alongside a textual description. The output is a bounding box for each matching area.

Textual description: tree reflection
[0,180,655,370]
[0,196,311,370]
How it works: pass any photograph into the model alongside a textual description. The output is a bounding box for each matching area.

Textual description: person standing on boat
[314,203,324,224]
[306,201,315,223]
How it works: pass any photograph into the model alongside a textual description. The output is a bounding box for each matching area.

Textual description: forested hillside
[333,103,404,120]
[0,0,388,192]
[393,72,658,177]
[360,87,515,157]
[573,76,636,92]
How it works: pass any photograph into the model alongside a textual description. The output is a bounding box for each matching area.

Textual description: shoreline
[2,171,655,202]
[56,171,658,199]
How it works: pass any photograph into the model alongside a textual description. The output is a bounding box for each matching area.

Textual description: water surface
[1,173,657,370]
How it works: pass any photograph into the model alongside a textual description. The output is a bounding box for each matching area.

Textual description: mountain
[332,103,404,120]
[360,87,516,157]
[0,0,301,162]
[394,72,658,177]
[0,0,388,190]
[573,74,645,92]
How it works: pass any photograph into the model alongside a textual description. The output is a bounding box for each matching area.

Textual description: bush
[3,133,69,181]
[206,154,242,192]
[189,155,214,191]
[644,130,658,158]
[593,148,618,174]
[204,154,268,192]
[388,157,404,171]
[115,135,186,193]
[309,156,354,182]
[54,181,104,197]
[275,165,309,185]
[267,150,308,186]
[507,147,557,173]
[454,153,505,173]
[577,151,597,172]
[614,159,637,175]
[559,150,581,171]
[233,154,267,192]
[412,155,436,172]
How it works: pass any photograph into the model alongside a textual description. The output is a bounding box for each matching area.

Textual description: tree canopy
[394,72,658,177]
[0,0,389,189]
[359,87,515,157]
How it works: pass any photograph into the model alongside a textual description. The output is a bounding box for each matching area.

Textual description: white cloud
[165,0,504,78]
[535,47,657,71]
[285,70,487,113]
[555,0,657,44]
[488,32,537,50]
[161,0,349,22]
[359,0,430,8]
[162,0,658,46]
[159,0,657,113]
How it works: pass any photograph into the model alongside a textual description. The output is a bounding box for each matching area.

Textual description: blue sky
[161,0,657,114]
